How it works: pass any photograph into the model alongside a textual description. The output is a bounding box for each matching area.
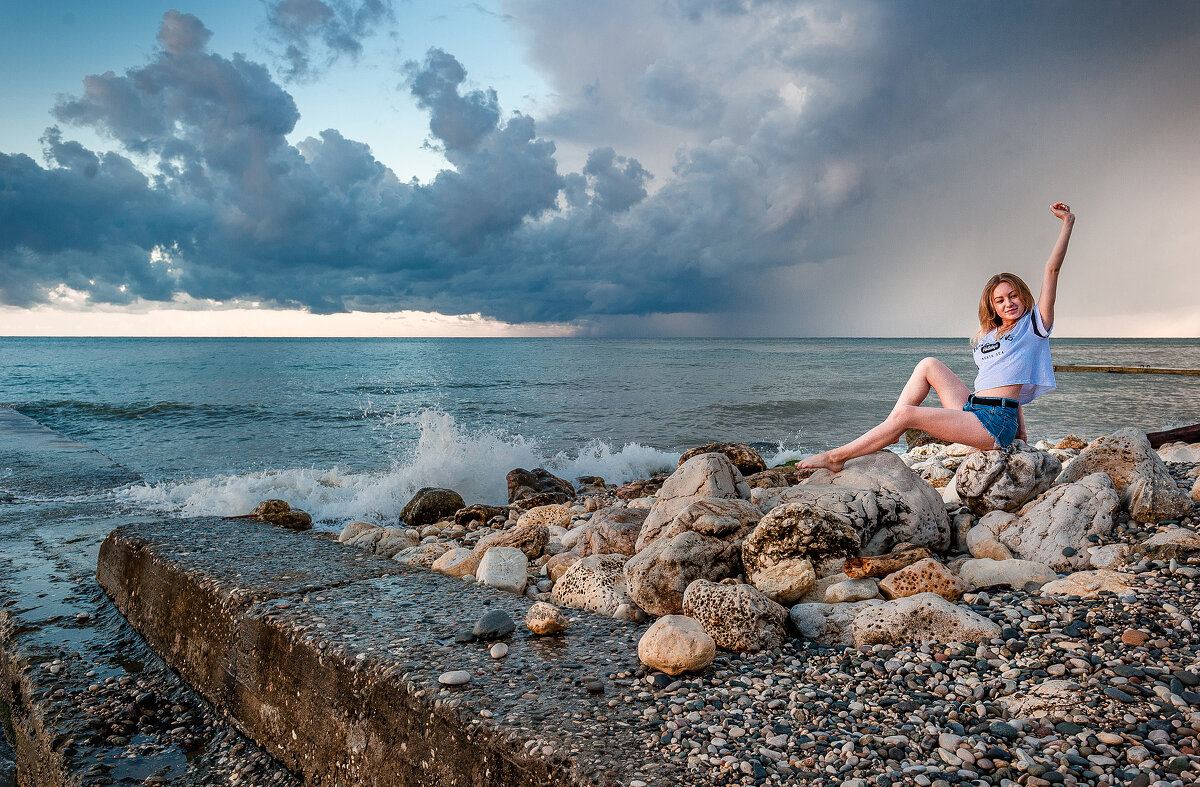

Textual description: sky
[1,0,1199,338]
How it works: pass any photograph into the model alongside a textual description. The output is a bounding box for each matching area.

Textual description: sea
[1,337,1197,530]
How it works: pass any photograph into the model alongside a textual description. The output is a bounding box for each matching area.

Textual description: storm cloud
[264,0,394,80]
[3,3,1200,333]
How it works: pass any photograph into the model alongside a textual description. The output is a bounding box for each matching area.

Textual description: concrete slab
[99,519,691,785]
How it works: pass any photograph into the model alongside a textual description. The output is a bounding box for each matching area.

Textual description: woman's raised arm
[1038,202,1075,331]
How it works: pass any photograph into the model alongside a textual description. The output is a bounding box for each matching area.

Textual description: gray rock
[1057,426,1193,523]
[850,592,1001,646]
[999,472,1118,571]
[954,441,1061,514]
[574,505,648,557]
[1138,527,1200,561]
[473,609,516,640]
[475,546,528,594]
[788,600,884,646]
[624,530,743,616]
[636,455,750,550]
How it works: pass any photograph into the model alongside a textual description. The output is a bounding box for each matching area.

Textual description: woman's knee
[886,406,918,429]
[916,356,945,376]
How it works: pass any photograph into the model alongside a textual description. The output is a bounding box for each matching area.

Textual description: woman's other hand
[1051,202,1074,223]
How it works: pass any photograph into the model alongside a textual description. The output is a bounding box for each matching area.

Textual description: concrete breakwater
[97,518,680,785]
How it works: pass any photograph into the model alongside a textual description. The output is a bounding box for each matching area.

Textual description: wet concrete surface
[100,518,690,785]
[0,407,301,785]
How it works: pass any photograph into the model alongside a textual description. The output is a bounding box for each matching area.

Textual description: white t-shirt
[972,306,1056,404]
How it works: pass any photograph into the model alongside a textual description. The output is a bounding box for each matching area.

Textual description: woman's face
[991,281,1025,324]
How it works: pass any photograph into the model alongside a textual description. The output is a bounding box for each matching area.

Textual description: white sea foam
[119,410,679,529]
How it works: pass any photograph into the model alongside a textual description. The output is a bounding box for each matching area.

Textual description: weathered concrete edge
[0,616,79,787]
[97,525,582,786]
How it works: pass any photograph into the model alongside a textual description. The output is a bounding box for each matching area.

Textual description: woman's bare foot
[797,451,845,473]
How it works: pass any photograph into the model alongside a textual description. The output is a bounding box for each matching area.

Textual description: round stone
[438,670,471,686]
[473,609,516,640]
[489,642,509,659]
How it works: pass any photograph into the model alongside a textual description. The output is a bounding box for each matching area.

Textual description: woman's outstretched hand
[1051,202,1074,222]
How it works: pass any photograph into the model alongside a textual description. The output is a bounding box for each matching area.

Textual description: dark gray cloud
[264,0,393,80]
[3,3,1200,333]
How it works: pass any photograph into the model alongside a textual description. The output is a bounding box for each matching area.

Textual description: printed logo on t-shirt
[980,341,1000,354]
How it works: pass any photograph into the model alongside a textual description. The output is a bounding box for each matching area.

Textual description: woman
[800,202,1075,472]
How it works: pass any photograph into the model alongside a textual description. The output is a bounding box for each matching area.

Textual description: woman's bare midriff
[974,384,1023,400]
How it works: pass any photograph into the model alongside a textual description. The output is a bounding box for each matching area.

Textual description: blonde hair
[972,272,1035,346]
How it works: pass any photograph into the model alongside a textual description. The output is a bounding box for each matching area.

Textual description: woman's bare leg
[801,358,982,472]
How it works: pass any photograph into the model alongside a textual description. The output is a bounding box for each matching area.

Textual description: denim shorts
[963,399,1019,448]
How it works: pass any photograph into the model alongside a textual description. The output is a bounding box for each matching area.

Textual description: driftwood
[1147,423,1200,449]
[844,546,933,579]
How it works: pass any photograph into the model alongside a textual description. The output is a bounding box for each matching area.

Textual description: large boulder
[636,455,750,550]
[551,554,636,619]
[954,441,1062,514]
[399,488,465,527]
[877,558,969,602]
[473,522,550,561]
[803,452,950,552]
[1137,527,1200,561]
[965,522,1014,561]
[506,468,574,505]
[475,547,528,594]
[850,593,1001,646]
[997,472,1119,572]
[757,485,906,553]
[1057,427,1193,523]
[677,443,767,476]
[339,521,379,542]
[789,600,884,646]
[251,499,313,530]
[373,527,420,558]
[1158,441,1200,464]
[575,505,648,557]
[637,615,716,676]
[430,546,480,578]
[681,580,787,653]
[454,503,509,529]
[624,531,743,616]
[741,503,860,584]
[394,542,450,569]
[958,558,1057,590]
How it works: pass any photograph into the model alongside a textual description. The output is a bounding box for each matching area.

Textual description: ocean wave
[118,410,680,528]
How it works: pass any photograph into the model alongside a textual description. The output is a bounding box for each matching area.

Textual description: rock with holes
[516,504,573,530]
[473,522,550,561]
[475,547,528,594]
[877,558,969,602]
[844,547,933,579]
[575,505,648,557]
[851,592,1001,646]
[954,441,1062,514]
[741,503,860,582]
[1057,427,1193,523]
[756,485,906,557]
[958,558,1057,590]
[454,503,509,529]
[677,443,767,477]
[525,602,569,635]
[802,451,950,552]
[682,580,787,653]
[637,615,716,676]
[399,488,465,527]
[999,472,1118,571]
[551,554,635,619]
[636,455,749,550]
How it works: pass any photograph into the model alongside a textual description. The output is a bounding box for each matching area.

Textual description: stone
[574,505,648,557]
[1040,570,1136,598]
[958,558,1057,589]
[746,557,816,606]
[489,643,508,659]
[850,592,1001,646]
[877,558,969,602]
[999,472,1118,572]
[624,530,743,616]
[677,443,767,476]
[1057,427,1193,523]
[475,547,528,594]
[1121,629,1149,646]
[473,609,515,640]
[789,600,884,646]
[1138,527,1200,561]
[516,504,573,529]
[430,546,480,578]
[525,602,569,635]
[1056,435,1088,451]
[681,580,787,653]
[373,527,420,558]
[473,522,550,561]
[824,577,879,603]
[966,523,1014,561]
[393,542,449,569]
[339,521,378,542]
[247,499,313,531]
[637,615,716,676]
[742,467,806,489]
[954,442,1062,514]
[1086,543,1130,570]
[346,526,384,552]
[1157,441,1200,463]
[741,503,860,581]
[639,497,760,553]
[844,547,933,579]
[999,680,1083,718]
[614,475,667,500]
[545,551,581,582]
[399,488,465,528]
[453,503,509,528]
[438,670,471,686]
[802,451,951,552]
[551,554,635,619]
[1193,476,1200,503]
[905,428,948,450]
[506,467,574,504]
[636,455,749,550]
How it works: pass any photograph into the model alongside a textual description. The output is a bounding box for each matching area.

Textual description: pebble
[472,610,515,640]
[438,670,471,686]
[489,643,508,659]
